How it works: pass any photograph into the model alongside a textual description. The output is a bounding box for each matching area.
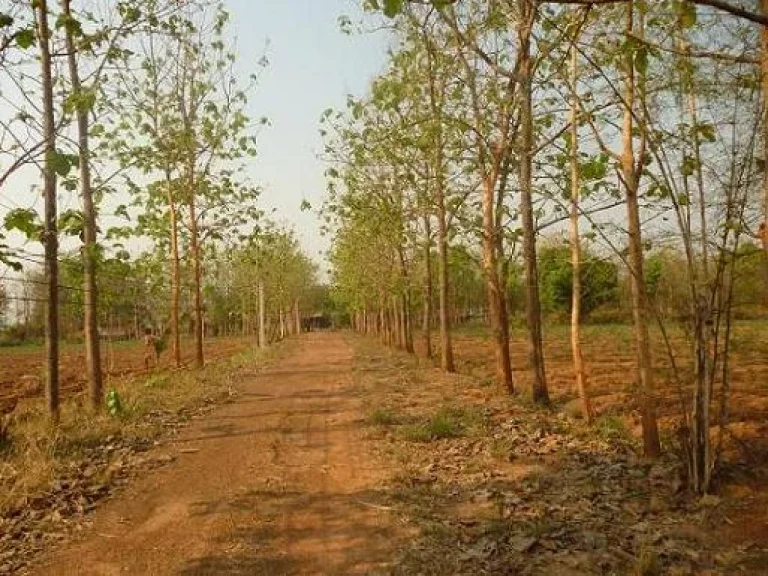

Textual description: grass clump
[402,406,472,442]
[632,548,662,576]
[368,407,401,426]
[594,414,631,443]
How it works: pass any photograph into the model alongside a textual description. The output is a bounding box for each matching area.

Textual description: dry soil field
[0,337,253,414]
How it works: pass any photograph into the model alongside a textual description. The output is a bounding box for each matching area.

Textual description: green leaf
[59,209,85,237]
[681,155,698,177]
[4,208,43,240]
[106,389,123,417]
[635,46,648,75]
[15,28,35,49]
[679,2,697,28]
[696,123,716,143]
[47,150,78,177]
[382,0,404,18]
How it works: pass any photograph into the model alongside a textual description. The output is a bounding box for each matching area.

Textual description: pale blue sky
[0,1,389,274]
[225,0,390,262]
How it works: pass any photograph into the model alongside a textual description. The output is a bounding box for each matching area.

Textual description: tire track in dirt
[33,332,401,575]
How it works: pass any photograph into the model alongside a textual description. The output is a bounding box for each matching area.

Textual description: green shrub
[402,407,469,442]
[368,407,400,426]
[106,389,124,418]
[595,414,630,442]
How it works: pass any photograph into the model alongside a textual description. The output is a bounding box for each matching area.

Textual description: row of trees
[325,0,767,492]
[2,226,315,346]
[0,2,315,422]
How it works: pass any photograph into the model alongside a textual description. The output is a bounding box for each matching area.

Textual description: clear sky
[224,0,390,264]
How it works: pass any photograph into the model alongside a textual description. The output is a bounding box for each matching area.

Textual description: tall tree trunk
[403,293,414,354]
[392,298,401,348]
[568,38,594,423]
[279,307,286,340]
[482,177,515,393]
[622,1,661,458]
[188,196,204,367]
[167,176,182,367]
[436,174,455,372]
[397,247,415,354]
[422,214,433,359]
[425,41,456,373]
[680,28,713,494]
[62,0,102,410]
[519,0,549,404]
[36,0,59,422]
[258,281,266,348]
[761,0,768,292]
[294,298,301,335]
[379,308,386,344]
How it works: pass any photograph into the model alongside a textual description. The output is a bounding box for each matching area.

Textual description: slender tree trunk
[63,0,102,410]
[425,41,456,373]
[167,177,182,367]
[392,298,401,348]
[568,39,594,423]
[258,281,266,349]
[482,177,515,393]
[519,0,549,404]
[379,308,386,344]
[188,196,204,367]
[436,179,455,372]
[279,308,286,340]
[397,247,415,354]
[423,214,433,359]
[294,298,301,335]
[36,0,59,423]
[761,0,768,292]
[622,2,661,458]
[403,293,414,354]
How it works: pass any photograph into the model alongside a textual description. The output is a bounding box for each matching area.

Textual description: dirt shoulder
[32,332,402,575]
[349,335,768,575]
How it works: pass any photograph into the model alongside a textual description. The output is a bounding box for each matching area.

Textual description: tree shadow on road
[180,487,400,575]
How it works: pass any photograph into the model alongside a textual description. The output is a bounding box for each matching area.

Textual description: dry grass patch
[0,341,288,515]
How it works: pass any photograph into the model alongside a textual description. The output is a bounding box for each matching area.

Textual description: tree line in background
[324,0,768,493]
[0,1,317,423]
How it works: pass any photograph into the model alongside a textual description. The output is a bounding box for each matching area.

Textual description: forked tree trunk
[36,0,59,423]
[568,38,594,423]
[519,0,549,404]
[622,1,660,458]
[63,0,102,410]
[679,29,713,493]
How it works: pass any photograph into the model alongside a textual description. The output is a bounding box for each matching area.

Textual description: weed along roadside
[349,334,768,575]
[0,340,292,575]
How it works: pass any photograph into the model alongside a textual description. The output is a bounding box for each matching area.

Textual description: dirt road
[35,333,399,575]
